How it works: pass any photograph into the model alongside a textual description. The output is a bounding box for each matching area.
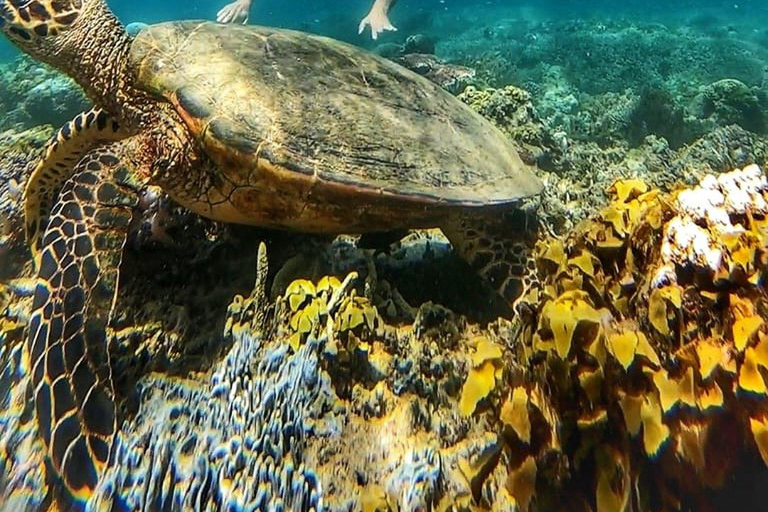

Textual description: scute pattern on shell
[129,22,541,206]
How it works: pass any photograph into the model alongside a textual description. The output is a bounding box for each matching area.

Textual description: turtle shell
[129,22,542,230]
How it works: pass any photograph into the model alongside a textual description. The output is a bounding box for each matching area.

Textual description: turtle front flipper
[28,140,146,502]
[24,107,126,265]
[441,208,540,309]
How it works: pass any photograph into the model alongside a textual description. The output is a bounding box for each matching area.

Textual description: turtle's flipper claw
[28,141,144,501]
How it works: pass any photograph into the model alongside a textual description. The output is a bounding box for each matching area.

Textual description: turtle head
[0,0,85,46]
[0,0,130,109]
[0,0,123,77]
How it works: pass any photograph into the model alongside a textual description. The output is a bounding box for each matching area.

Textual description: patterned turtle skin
[0,0,542,504]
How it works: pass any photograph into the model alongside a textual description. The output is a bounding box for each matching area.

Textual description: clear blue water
[1,0,766,59]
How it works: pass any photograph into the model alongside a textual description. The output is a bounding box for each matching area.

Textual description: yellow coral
[636,333,661,367]
[585,332,609,367]
[618,391,643,436]
[640,391,670,457]
[528,384,561,450]
[697,382,724,411]
[459,340,504,416]
[283,275,379,351]
[647,285,682,337]
[539,238,567,270]
[595,233,626,253]
[360,484,393,512]
[539,290,605,359]
[577,409,608,430]
[638,189,665,230]
[611,179,648,203]
[749,416,768,466]
[285,279,317,312]
[336,297,366,331]
[739,341,768,394]
[569,250,598,278]
[676,422,707,472]
[696,337,725,380]
[595,445,630,512]
[726,232,758,270]
[471,336,503,367]
[601,204,627,236]
[505,456,537,512]
[607,331,637,369]
[606,329,660,370]
[288,297,323,349]
[501,386,531,443]
[649,367,696,413]
[598,179,664,240]
[316,275,341,296]
[556,268,585,294]
[733,314,764,352]
[508,170,768,506]
[578,366,603,404]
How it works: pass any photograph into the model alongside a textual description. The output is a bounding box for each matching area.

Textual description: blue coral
[92,326,327,511]
[0,292,328,511]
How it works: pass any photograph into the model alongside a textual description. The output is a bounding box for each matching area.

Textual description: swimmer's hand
[217,0,251,24]
[358,7,397,40]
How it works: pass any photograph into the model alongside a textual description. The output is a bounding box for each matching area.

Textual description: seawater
[1,0,766,56]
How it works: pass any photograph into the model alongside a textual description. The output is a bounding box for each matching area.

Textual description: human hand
[357,8,397,40]
[217,0,251,24]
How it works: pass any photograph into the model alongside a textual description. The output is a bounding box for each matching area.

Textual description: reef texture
[0,59,87,132]
[2,12,768,510]
[457,84,768,235]
[491,164,768,511]
[3,161,768,511]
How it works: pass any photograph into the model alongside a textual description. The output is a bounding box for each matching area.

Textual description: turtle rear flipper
[28,140,145,501]
[441,208,540,309]
[24,107,125,265]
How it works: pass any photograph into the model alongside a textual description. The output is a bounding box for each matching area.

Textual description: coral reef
[0,125,51,279]
[437,16,768,156]
[3,160,768,511]
[490,165,768,511]
[457,85,549,152]
[695,79,767,134]
[440,17,767,99]
[0,245,324,512]
[458,82,768,236]
[0,58,87,132]
[3,11,768,510]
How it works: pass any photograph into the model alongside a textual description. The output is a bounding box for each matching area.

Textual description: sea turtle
[0,0,542,502]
